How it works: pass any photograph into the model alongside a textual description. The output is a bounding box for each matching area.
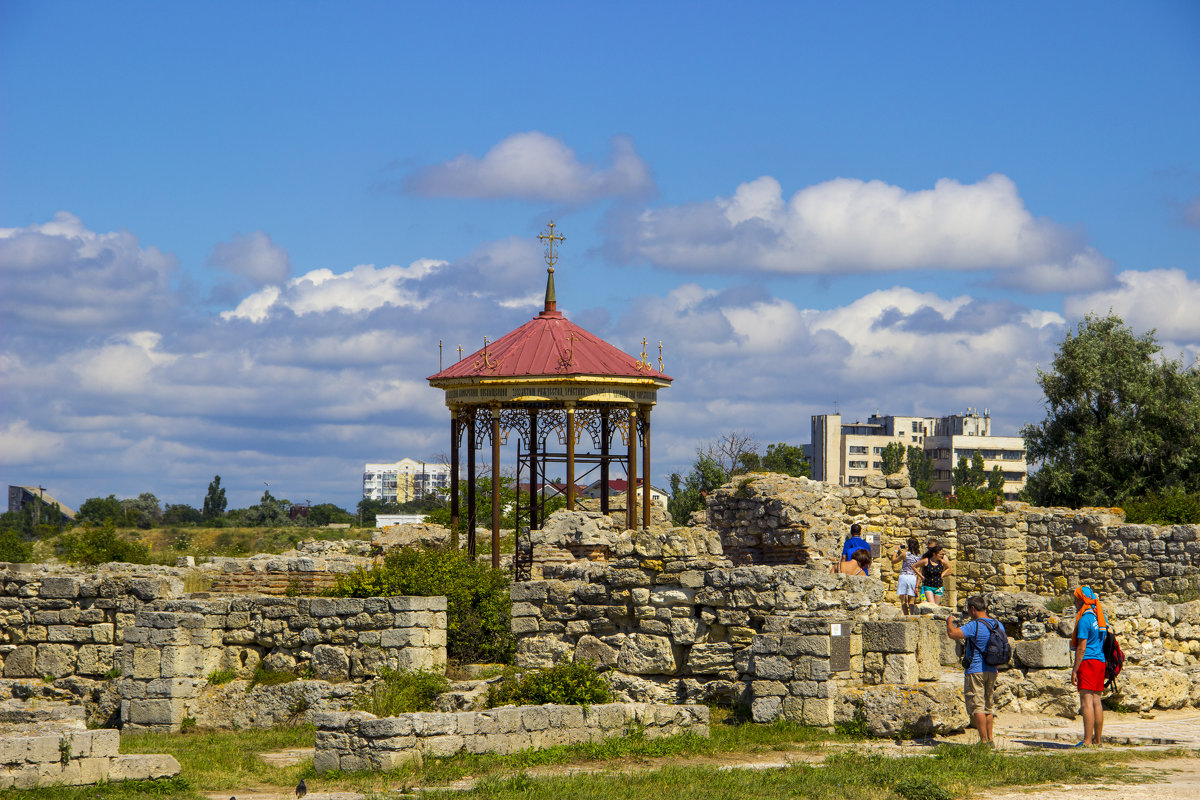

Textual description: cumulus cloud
[1065,268,1200,344]
[0,420,66,465]
[606,173,1112,291]
[208,231,291,286]
[406,132,654,203]
[222,259,444,322]
[0,211,177,334]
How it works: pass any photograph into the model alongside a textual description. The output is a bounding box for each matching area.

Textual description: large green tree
[905,446,934,494]
[1022,313,1200,507]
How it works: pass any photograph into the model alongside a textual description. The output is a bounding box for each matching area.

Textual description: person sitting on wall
[834,523,872,575]
[917,541,952,605]
[836,548,872,576]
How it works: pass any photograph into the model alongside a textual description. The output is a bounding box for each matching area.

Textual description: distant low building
[810,409,1027,499]
[581,479,670,508]
[362,459,452,503]
[7,485,76,520]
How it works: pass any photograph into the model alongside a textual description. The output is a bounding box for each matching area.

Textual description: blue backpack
[962,618,1012,668]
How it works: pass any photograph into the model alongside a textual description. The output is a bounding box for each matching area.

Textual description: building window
[872,461,882,469]
[849,446,868,455]
[848,460,868,469]
[872,446,884,454]
[911,421,919,432]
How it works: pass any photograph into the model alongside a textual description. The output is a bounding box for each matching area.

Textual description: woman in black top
[917,543,952,605]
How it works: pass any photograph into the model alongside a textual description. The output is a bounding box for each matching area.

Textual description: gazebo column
[600,409,610,514]
[490,405,501,571]
[566,403,576,510]
[467,410,476,559]
[450,410,460,551]
[640,404,651,530]
[626,406,638,531]
[529,409,539,530]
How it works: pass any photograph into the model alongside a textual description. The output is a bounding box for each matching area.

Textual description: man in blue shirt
[838,523,871,575]
[946,595,999,745]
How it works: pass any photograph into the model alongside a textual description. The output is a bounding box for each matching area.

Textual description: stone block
[883,653,919,685]
[35,643,76,676]
[862,621,917,654]
[39,577,81,599]
[2,644,36,677]
[1013,638,1071,669]
[750,654,794,681]
[108,754,181,781]
[313,750,341,774]
[686,643,733,674]
[750,695,782,723]
[802,697,835,727]
[421,734,464,758]
[615,634,677,674]
[915,618,941,681]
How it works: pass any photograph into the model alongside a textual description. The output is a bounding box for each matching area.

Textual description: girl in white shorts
[890,536,921,615]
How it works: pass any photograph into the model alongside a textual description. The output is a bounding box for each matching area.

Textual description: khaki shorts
[964,671,997,716]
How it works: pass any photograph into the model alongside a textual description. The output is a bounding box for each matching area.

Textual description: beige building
[362,459,451,503]
[811,409,1027,499]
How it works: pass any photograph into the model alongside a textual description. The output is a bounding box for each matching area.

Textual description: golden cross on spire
[658,340,664,373]
[537,220,566,272]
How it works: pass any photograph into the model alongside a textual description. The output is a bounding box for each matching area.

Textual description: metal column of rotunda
[427,222,672,575]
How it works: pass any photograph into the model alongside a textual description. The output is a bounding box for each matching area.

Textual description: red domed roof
[428,308,672,382]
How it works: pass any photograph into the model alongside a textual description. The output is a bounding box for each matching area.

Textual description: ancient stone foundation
[0,706,179,789]
[313,702,709,773]
[119,595,447,732]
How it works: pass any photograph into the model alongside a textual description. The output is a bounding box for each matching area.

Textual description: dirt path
[976,757,1200,800]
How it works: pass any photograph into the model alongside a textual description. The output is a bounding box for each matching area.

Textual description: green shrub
[487,661,611,707]
[0,528,32,562]
[353,668,451,716]
[1045,595,1072,613]
[207,668,237,685]
[55,524,151,565]
[1122,489,1200,524]
[329,546,514,664]
[249,664,300,688]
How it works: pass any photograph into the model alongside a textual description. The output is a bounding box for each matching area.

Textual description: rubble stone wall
[701,474,1200,603]
[514,513,886,706]
[119,595,447,731]
[313,703,709,773]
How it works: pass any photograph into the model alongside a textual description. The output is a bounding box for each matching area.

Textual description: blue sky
[3,1,1199,511]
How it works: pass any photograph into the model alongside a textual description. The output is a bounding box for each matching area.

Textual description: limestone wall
[119,595,446,731]
[0,565,183,680]
[313,702,709,773]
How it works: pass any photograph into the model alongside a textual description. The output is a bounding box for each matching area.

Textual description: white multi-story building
[811,409,1027,499]
[362,459,452,504]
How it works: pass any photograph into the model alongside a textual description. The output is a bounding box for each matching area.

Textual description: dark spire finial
[537,221,565,314]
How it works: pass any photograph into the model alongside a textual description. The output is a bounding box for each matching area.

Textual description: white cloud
[208,231,291,286]
[608,173,1111,290]
[221,260,444,322]
[0,211,177,332]
[0,420,66,465]
[406,132,654,203]
[1064,268,1200,343]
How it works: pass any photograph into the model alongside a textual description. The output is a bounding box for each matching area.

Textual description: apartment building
[362,459,451,503]
[811,409,1027,498]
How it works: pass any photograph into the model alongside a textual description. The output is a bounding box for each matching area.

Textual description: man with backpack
[946,595,1007,745]
[1071,585,1109,747]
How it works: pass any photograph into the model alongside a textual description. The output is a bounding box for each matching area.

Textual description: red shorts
[1077,659,1105,692]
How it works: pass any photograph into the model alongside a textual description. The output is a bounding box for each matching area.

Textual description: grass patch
[1,777,197,800]
[206,668,237,686]
[353,668,451,715]
[440,746,1169,800]
[121,726,313,793]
